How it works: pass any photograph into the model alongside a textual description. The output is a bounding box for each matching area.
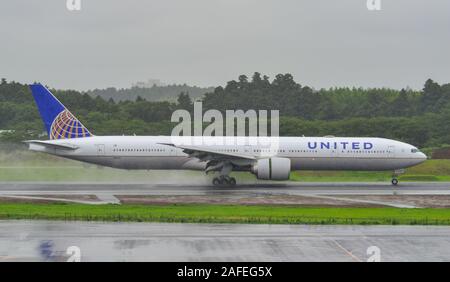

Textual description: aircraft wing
[24,140,79,150]
[159,143,255,161]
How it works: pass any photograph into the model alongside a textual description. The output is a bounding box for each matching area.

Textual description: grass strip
[1,202,450,225]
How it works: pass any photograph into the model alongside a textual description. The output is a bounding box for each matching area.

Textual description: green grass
[290,159,450,182]
[1,202,450,225]
[406,159,450,175]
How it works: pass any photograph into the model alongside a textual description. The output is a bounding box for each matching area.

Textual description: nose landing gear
[391,178,398,186]
[391,169,405,186]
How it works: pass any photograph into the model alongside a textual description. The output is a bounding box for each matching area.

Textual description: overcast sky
[1,0,449,90]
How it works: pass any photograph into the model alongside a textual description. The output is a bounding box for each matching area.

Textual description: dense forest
[1,73,450,148]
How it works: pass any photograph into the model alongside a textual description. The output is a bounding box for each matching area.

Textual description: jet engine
[251,157,291,180]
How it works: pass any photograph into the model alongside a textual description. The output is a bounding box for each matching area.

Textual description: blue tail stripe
[29,84,65,135]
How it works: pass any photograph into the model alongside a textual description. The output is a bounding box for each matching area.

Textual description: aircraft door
[330,143,339,166]
[95,144,106,156]
[387,145,395,158]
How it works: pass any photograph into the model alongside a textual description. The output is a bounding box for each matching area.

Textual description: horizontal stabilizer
[24,140,79,150]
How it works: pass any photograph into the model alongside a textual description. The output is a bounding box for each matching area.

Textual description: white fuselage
[28,136,427,172]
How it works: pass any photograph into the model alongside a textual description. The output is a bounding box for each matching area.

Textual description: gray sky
[1,0,449,90]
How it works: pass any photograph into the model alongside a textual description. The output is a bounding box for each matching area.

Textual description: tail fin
[29,83,93,139]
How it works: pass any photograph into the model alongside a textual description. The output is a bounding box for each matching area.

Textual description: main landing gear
[209,162,237,186]
[212,175,236,186]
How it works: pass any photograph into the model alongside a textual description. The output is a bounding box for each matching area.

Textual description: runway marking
[305,194,418,208]
[332,240,362,262]
[96,194,121,204]
[0,195,106,205]
[0,166,82,169]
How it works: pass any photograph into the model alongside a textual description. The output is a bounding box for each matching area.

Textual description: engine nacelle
[252,157,291,180]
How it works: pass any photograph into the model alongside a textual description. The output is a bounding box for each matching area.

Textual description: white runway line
[304,194,418,208]
[0,195,106,205]
[332,240,363,262]
[95,194,120,204]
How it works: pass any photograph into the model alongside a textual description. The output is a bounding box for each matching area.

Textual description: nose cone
[419,152,427,161]
[416,152,427,164]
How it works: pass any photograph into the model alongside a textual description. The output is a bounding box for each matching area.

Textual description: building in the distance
[132,79,167,88]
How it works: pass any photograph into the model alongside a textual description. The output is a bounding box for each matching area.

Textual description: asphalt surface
[0,181,449,205]
[1,181,450,195]
[1,221,450,262]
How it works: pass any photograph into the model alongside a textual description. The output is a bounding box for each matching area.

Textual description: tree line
[0,74,450,148]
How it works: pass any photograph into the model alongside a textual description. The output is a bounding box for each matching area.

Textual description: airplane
[26,83,427,186]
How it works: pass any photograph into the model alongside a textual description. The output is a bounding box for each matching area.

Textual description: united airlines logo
[308,141,373,150]
[50,110,92,139]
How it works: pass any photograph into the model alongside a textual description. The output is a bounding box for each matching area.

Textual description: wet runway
[1,220,450,262]
[1,181,450,194]
[0,181,449,205]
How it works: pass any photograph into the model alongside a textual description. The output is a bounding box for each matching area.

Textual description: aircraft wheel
[229,177,236,186]
[212,178,221,186]
[391,178,398,186]
[220,176,230,185]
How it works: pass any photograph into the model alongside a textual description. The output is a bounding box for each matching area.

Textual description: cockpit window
[411,148,419,153]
